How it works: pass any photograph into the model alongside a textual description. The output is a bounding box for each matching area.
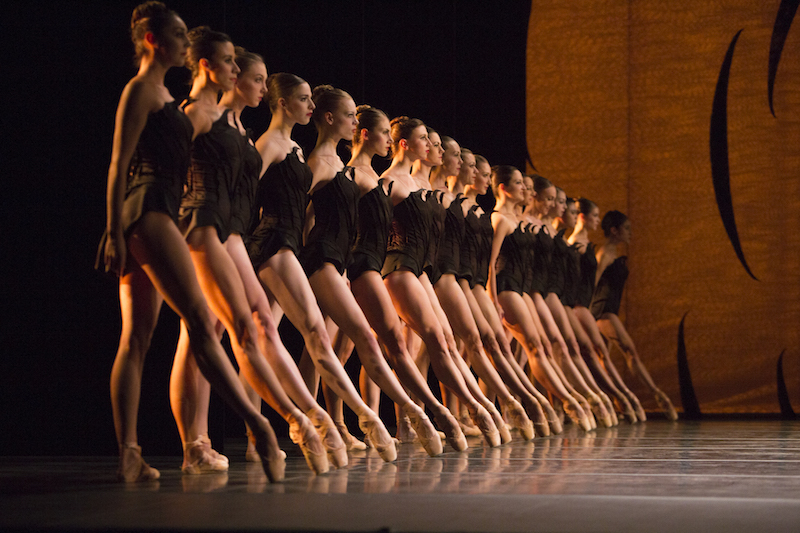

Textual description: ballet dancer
[380,117,501,447]
[565,197,645,422]
[100,2,283,482]
[489,166,592,432]
[591,210,679,420]
[298,85,442,456]
[249,73,397,461]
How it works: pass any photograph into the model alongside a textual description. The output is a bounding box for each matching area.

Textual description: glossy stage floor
[2,420,799,532]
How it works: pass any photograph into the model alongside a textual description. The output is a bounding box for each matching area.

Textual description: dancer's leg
[385,270,499,446]
[311,265,440,457]
[499,289,591,431]
[575,306,645,421]
[126,213,284,481]
[597,313,678,420]
[258,249,395,460]
[566,306,634,423]
[545,294,614,427]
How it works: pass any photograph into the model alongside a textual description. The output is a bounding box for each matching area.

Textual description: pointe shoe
[182,436,229,475]
[541,400,563,434]
[245,430,261,462]
[335,421,368,451]
[655,390,679,421]
[433,410,468,452]
[487,404,513,444]
[522,397,550,437]
[629,394,647,422]
[307,407,349,469]
[252,428,285,483]
[587,394,614,428]
[598,393,619,426]
[563,400,592,432]
[198,435,228,466]
[457,413,483,437]
[118,444,160,483]
[469,405,501,447]
[404,405,443,457]
[505,398,535,440]
[615,396,638,424]
[395,414,418,443]
[358,414,397,462]
[289,414,330,475]
[579,397,597,430]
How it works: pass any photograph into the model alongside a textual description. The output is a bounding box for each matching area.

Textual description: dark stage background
[1,0,530,456]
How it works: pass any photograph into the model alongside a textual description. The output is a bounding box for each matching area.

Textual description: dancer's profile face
[505,170,525,202]
[459,153,476,185]
[206,41,240,92]
[365,116,392,157]
[407,125,430,161]
[285,82,315,125]
[522,177,533,206]
[550,190,567,218]
[585,206,600,231]
[424,131,442,165]
[331,97,358,142]
[474,161,491,194]
[155,15,190,67]
[535,185,556,216]
[441,140,462,176]
[613,219,632,244]
[562,201,578,229]
[235,61,267,108]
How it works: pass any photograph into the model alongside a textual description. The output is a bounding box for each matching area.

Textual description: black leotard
[347,179,393,282]
[179,107,243,243]
[495,223,529,295]
[458,204,481,288]
[528,226,554,295]
[590,255,628,318]
[95,101,193,272]
[229,129,262,237]
[382,189,431,278]
[559,243,581,307]
[545,228,570,297]
[472,209,494,288]
[247,147,313,267]
[299,167,360,277]
[520,224,537,295]
[574,242,597,308]
[425,191,447,284]
[436,194,467,282]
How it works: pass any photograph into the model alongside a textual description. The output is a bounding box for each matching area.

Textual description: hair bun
[390,115,410,127]
[312,84,335,100]
[356,104,373,114]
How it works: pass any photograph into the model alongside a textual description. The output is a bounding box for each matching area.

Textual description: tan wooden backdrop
[526,0,799,413]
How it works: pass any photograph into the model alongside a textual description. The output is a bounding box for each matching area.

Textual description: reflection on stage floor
[2,420,799,532]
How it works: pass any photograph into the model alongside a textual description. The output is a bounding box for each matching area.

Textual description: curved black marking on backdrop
[768,0,799,117]
[711,30,758,281]
[525,152,538,172]
[777,350,796,418]
[676,312,701,419]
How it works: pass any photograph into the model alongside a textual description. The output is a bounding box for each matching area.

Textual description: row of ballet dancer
[101,1,678,483]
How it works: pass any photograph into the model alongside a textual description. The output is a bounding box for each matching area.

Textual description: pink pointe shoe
[433,409,468,451]
[181,436,229,475]
[118,443,160,483]
[307,407,349,469]
[289,413,330,475]
[358,413,397,462]
[505,398,535,440]
[404,404,443,457]
[470,405,501,447]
